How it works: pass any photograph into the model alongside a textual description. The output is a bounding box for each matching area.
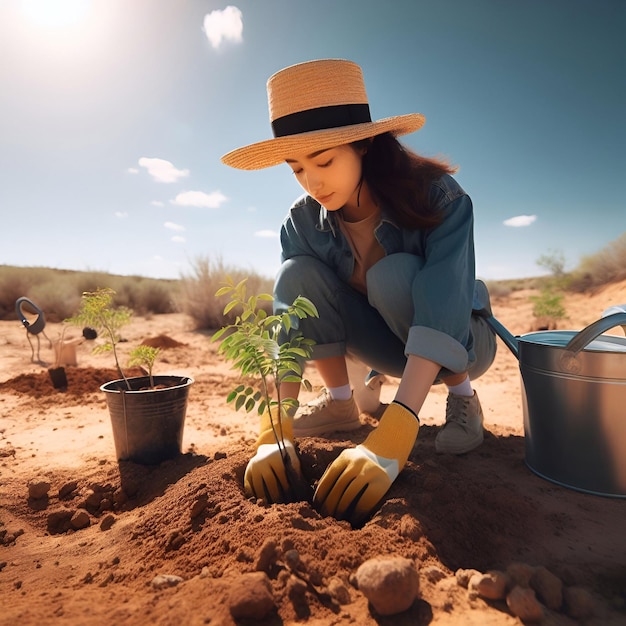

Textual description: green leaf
[281,374,303,384]
[223,300,239,315]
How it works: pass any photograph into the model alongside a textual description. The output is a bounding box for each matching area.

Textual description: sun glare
[19,0,91,29]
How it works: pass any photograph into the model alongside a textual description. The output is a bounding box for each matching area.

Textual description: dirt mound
[3,423,625,624]
[0,367,145,398]
[140,334,186,349]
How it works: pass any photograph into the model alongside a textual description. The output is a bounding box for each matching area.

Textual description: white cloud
[114,211,128,219]
[172,236,186,243]
[171,190,228,208]
[503,215,537,228]
[138,157,189,183]
[127,167,139,174]
[151,200,164,207]
[164,221,185,232]
[203,6,243,49]
[255,229,279,238]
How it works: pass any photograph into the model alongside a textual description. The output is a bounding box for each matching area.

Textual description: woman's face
[285,144,365,213]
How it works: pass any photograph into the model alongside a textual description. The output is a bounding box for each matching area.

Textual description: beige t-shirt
[337,208,386,294]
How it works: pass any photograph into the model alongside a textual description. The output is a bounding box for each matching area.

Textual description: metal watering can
[484,306,626,498]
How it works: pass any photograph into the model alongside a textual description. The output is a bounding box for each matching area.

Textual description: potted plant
[66,288,193,464]
[212,277,318,502]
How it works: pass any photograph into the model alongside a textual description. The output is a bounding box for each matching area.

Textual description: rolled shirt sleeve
[405,189,476,373]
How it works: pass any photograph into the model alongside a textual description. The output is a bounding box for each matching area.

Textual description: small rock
[166,530,186,551]
[99,514,116,531]
[286,575,307,602]
[58,481,79,499]
[83,490,102,510]
[507,585,544,622]
[254,539,277,573]
[399,514,423,540]
[563,586,596,619]
[228,571,275,620]
[0,445,16,458]
[455,568,481,589]
[151,574,183,589]
[327,577,351,605]
[28,479,51,500]
[284,549,301,571]
[422,565,447,584]
[70,509,91,530]
[506,561,535,588]
[189,494,208,519]
[470,570,507,600]
[47,509,74,534]
[356,556,419,616]
[113,488,128,506]
[530,566,563,610]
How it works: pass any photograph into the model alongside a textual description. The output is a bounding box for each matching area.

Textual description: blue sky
[0,0,624,281]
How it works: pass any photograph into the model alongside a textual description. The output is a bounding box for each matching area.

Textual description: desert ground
[1,279,625,625]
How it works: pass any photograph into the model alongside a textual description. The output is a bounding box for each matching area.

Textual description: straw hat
[221,59,425,170]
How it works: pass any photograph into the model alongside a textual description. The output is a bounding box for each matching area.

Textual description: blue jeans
[274,254,496,381]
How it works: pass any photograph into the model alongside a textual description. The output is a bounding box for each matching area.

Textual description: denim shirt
[279,174,477,371]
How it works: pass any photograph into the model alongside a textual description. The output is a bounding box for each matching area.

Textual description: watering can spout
[484,316,520,359]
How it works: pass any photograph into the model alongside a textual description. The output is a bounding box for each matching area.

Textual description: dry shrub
[0,266,39,320]
[485,281,512,299]
[28,279,82,322]
[113,277,178,315]
[177,256,273,330]
[567,232,626,292]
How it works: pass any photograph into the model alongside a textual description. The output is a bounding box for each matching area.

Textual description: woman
[221,59,496,525]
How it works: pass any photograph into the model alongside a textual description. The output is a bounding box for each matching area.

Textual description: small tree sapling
[212,277,318,498]
[128,345,161,389]
[67,288,162,391]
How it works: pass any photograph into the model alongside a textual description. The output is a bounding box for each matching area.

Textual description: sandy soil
[1,280,625,625]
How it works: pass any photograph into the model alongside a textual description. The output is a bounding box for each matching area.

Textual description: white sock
[327,384,352,401]
[446,375,473,397]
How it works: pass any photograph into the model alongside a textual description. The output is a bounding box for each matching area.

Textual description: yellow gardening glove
[313,402,419,526]
[243,407,302,503]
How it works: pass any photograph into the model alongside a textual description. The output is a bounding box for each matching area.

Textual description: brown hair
[356,133,457,230]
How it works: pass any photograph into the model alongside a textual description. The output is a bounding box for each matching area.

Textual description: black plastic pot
[100,375,194,465]
[48,366,68,390]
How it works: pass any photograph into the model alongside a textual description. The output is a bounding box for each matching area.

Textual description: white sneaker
[435,391,484,454]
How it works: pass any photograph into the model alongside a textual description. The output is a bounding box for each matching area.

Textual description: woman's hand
[244,440,302,502]
[313,402,419,525]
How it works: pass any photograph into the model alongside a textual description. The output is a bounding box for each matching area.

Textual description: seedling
[128,345,161,388]
[66,288,136,390]
[212,277,318,493]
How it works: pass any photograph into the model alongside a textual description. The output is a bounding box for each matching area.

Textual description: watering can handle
[564,312,626,355]
[15,297,46,335]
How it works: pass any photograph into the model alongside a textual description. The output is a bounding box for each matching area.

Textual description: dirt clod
[356,556,420,616]
[506,585,544,622]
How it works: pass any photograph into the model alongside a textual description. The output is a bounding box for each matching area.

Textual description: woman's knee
[275,257,327,305]
[468,316,497,380]
[366,253,423,310]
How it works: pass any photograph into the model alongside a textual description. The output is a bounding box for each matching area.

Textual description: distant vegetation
[485,232,626,300]
[1,232,624,328]
[0,257,273,330]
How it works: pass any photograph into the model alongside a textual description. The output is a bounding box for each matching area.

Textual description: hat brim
[221,113,425,170]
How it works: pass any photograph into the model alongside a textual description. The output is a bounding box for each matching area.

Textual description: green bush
[529,289,566,321]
